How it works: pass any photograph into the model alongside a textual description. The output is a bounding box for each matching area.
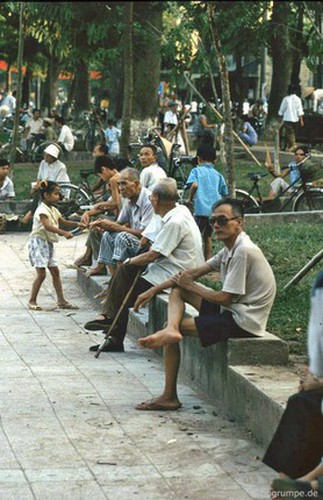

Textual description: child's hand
[64,231,74,240]
[78,222,87,230]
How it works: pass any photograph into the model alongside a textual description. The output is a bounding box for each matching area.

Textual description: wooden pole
[283,249,323,291]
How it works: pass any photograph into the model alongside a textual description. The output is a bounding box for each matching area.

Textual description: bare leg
[139,287,201,349]
[49,266,66,305]
[29,267,46,305]
[299,462,323,482]
[86,262,106,276]
[74,246,92,267]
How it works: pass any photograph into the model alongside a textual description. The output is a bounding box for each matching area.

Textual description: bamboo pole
[283,249,323,291]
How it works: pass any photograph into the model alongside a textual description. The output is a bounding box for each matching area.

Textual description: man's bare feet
[135,396,182,411]
[139,327,182,349]
[85,265,106,277]
[74,256,92,267]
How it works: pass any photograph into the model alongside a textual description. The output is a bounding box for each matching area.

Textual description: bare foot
[74,256,92,267]
[135,396,182,411]
[85,265,106,277]
[139,327,182,349]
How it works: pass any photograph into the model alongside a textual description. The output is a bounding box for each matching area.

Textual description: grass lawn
[9,158,321,356]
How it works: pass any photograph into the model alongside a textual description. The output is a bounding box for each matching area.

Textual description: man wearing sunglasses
[134,197,276,411]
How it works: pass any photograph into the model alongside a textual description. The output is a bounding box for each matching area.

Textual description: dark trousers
[101,264,152,343]
[262,390,323,478]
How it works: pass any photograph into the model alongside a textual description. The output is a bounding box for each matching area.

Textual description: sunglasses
[209,215,239,226]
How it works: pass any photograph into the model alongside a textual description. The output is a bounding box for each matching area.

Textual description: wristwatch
[124,258,131,266]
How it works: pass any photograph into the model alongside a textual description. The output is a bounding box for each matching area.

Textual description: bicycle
[57,169,108,218]
[83,110,106,152]
[235,158,323,213]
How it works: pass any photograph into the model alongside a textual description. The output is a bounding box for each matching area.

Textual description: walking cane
[94,268,143,358]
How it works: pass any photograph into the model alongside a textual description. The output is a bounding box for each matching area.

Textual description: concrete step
[77,268,298,447]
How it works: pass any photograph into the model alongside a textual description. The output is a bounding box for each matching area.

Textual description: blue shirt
[186,163,228,216]
[288,161,301,185]
[242,122,258,144]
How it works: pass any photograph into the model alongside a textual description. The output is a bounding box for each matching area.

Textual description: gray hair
[152,178,179,201]
[120,167,140,182]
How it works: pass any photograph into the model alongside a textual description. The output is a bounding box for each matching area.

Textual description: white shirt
[142,204,204,286]
[139,163,167,190]
[278,94,304,123]
[37,159,70,183]
[25,117,44,139]
[313,89,323,113]
[208,232,276,336]
[58,125,75,152]
[0,176,15,199]
[164,110,178,126]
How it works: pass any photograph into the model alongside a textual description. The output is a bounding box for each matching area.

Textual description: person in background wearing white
[104,119,121,157]
[55,115,75,154]
[278,84,304,152]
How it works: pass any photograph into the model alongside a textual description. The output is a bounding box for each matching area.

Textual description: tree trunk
[290,3,304,94]
[120,1,133,158]
[22,65,32,109]
[131,2,164,135]
[9,2,24,168]
[73,59,90,117]
[41,54,60,115]
[207,3,235,195]
[267,1,293,122]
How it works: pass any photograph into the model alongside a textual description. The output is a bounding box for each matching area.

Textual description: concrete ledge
[77,269,295,446]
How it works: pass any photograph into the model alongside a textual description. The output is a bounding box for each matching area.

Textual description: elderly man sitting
[84,178,204,353]
[88,167,153,277]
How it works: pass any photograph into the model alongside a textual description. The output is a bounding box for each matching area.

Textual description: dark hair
[197,143,216,162]
[287,84,296,95]
[295,145,309,156]
[140,144,157,156]
[107,119,115,126]
[94,155,116,173]
[212,197,244,218]
[0,158,9,168]
[39,180,59,199]
[32,108,40,114]
[55,115,64,125]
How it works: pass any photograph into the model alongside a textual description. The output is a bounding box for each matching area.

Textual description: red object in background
[0,60,101,80]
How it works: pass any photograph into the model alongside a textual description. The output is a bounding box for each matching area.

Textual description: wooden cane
[94,268,142,358]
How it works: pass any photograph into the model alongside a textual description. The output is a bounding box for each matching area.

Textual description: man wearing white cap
[21,144,70,224]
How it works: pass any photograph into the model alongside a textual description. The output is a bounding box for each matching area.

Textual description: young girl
[28,180,84,310]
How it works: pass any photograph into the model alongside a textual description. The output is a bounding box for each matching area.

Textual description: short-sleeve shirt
[139,163,167,190]
[278,94,304,122]
[0,177,15,199]
[58,125,75,152]
[207,232,276,335]
[117,186,153,231]
[142,204,205,285]
[30,202,61,243]
[242,122,258,144]
[164,110,178,126]
[37,159,70,183]
[186,163,228,216]
[104,127,121,155]
[25,117,43,139]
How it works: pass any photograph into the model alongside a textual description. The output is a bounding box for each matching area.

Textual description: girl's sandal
[28,303,42,311]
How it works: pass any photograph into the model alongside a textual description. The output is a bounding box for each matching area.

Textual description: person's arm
[171,271,234,306]
[58,216,86,230]
[187,182,197,204]
[200,115,215,128]
[40,214,73,239]
[89,218,143,237]
[108,176,121,214]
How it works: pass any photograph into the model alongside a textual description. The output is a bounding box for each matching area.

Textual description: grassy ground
[9,158,321,356]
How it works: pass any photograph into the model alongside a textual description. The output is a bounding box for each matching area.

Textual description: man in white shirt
[163,101,185,153]
[278,84,304,152]
[139,144,166,189]
[303,87,323,115]
[134,197,276,411]
[23,109,44,151]
[55,116,75,154]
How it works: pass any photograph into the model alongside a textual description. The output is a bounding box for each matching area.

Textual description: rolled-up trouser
[284,121,298,149]
[98,230,140,265]
[86,230,102,261]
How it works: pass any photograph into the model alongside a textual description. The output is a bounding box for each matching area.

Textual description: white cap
[44,144,60,159]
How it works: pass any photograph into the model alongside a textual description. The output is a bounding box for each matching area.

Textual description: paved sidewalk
[0,233,275,500]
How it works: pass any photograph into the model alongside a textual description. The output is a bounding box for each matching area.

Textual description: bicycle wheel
[293,188,323,211]
[235,189,261,213]
[57,183,92,218]
[85,127,104,152]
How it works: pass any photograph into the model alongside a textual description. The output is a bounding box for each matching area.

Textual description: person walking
[278,84,304,152]
[27,181,84,311]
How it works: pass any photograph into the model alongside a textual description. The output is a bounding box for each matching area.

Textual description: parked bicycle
[83,110,106,152]
[235,159,323,213]
[57,169,108,218]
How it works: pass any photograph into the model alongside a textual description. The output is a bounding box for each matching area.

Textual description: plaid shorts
[28,236,58,268]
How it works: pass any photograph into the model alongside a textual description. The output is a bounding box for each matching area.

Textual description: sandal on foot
[28,303,42,311]
[57,302,79,310]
